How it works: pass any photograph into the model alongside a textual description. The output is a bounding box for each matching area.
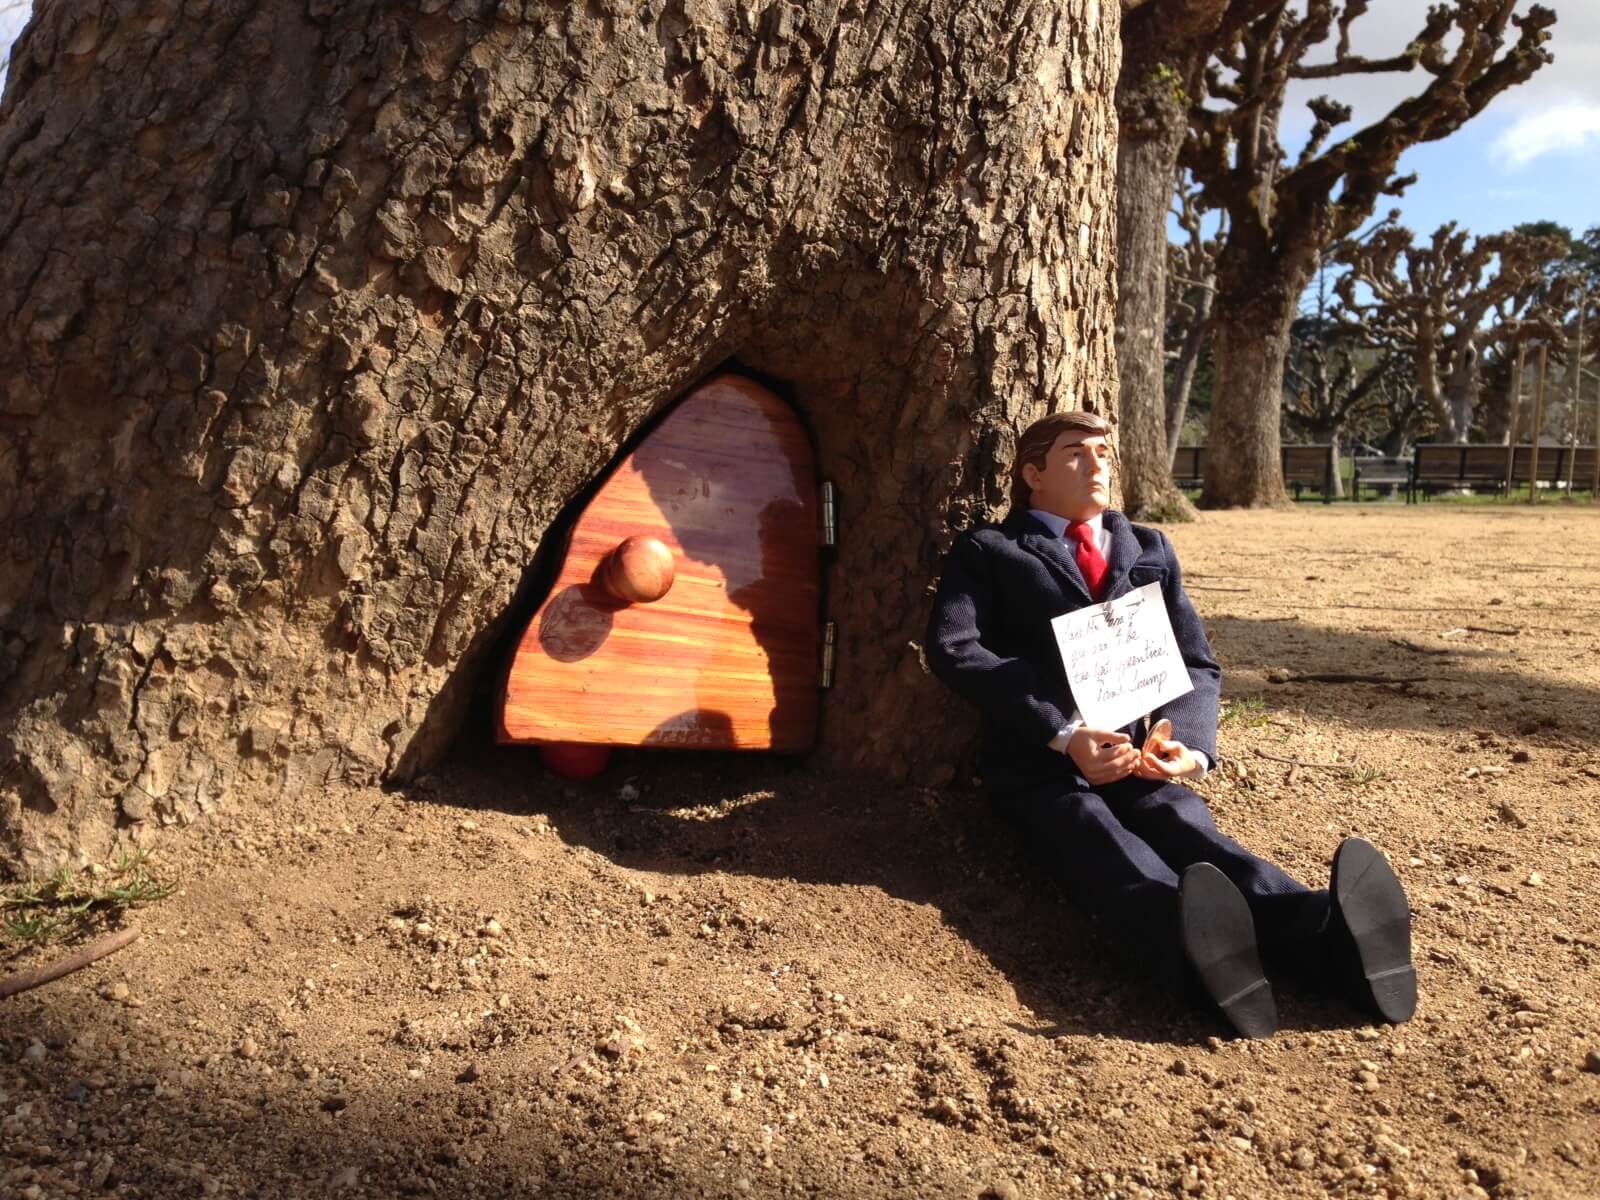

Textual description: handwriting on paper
[1049,581,1193,731]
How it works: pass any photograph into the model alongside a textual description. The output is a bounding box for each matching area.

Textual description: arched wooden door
[498,374,822,751]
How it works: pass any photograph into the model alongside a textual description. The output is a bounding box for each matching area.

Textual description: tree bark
[0,0,1121,873]
[1114,38,1194,520]
[1200,245,1308,507]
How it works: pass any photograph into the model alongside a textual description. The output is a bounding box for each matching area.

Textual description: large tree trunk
[0,0,1121,873]
[1200,247,1307,507]
[1113,39,1194,520]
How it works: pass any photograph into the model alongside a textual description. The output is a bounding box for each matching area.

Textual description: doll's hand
[1134,718,1205,781]
[1066,727,1140,785]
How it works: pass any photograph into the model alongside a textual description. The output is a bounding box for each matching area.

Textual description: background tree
[1333,223,1564,442]
[1114,0,1277,519]
[0,0,1121,872]
[1163,172,1220,463]
[1183,0,1556,507]
[1481,229,1600,445]
[1282,317,1399,490]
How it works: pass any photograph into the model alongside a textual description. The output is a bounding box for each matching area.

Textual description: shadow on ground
[453,745,1378,1044]
[1206,615,1600,741]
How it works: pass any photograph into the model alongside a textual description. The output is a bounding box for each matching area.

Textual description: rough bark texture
[0,0,1121,873]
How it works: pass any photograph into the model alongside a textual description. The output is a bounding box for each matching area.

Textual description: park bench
[1351,455,1410,501]
[1172,444,1337,502]
[1172,445,1204,489]
[1281,444,1338,502]
[1407,444,1599,502]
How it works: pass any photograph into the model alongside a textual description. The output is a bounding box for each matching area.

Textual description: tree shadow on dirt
[1204,615,1600,740]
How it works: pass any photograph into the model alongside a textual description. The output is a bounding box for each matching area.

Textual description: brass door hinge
[819,621,836,689]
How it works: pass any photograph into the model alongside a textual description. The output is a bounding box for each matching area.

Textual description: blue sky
[3,2,1594,240]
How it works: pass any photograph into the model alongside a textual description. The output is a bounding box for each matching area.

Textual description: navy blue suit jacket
[926,508,1221,794]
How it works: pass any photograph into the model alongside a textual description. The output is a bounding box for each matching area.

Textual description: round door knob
[602,535,675,604]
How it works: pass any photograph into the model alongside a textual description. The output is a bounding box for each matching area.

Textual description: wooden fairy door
[497,374,821,751]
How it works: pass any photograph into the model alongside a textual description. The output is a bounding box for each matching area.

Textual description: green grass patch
[1219,696,1270,729]
[1419,489,1598,506]
[1,848,176,946]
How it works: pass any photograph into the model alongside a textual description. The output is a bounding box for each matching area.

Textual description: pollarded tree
[1333,223,1566,442]
[1184,0,1555,506]
[0,0,1121,873]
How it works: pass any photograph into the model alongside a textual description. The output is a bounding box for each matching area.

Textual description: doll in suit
[925,410,1416,1037]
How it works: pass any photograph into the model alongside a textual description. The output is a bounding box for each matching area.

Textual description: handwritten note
[1049,581,1193,732]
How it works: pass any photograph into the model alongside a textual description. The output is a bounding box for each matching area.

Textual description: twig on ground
[1387,638,1452,656]
[1465,625,1520,636]
[0,926,141,1000]
[1268,671,1425,685]
[1254,749,1355,770]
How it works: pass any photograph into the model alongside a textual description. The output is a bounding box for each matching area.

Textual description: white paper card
[1049,581,1193,731]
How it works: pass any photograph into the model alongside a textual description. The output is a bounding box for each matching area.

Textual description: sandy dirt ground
[4,503,1600,1200]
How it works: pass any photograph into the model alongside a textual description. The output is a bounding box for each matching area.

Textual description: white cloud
[1491,100,1600,167]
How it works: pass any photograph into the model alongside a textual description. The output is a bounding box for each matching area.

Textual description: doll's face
[1022,432,1111,522]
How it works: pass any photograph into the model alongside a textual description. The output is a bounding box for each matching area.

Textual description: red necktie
[1067,521,1109,601]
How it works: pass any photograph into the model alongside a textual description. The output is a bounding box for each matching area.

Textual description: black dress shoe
[1329,837,1417,1024]
[1179,863,1277,1038]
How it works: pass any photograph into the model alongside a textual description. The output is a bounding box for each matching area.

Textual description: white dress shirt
[1028,508,1209,776]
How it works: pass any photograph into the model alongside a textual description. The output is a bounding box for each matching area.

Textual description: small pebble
[89,1155,114,1188]
[239,1036,260,1060]
[1581,1050,1600,1074]
[22,1039,46,1063]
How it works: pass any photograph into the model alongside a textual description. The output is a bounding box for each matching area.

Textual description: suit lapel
[1008,510,1092,607]
[1100,511,1145,599]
